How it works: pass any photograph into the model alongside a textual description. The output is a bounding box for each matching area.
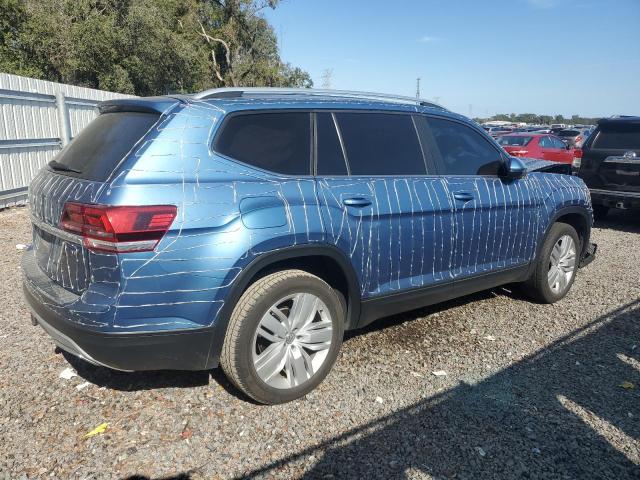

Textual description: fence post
[55,91,71,146]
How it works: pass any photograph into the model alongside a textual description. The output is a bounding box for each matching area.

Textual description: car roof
[99,90,471,125]
[193,93,461,119]
[501,132,546,137]
[598,116,640,126]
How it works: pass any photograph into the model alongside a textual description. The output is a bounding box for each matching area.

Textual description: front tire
[524,222,580,304]
[220,270,344,404]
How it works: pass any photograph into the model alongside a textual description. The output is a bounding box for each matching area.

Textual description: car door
[315,111,454,299]
[542,135,567,162]
[419,116,539,281]
[538,135,557,161]
[550,135,573,163]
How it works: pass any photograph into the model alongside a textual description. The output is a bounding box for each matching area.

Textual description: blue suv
[22,88,596,404]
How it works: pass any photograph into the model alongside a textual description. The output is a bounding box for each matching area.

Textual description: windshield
[50,112,159,181]
[498,136,533,146]
[593,124,640,149]
[558,130,579,137]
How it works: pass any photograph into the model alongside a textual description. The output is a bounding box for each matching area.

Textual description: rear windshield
[557,130,579,137]
[593,124,640,150]
[498,136,532,146]
[50,112,159,181]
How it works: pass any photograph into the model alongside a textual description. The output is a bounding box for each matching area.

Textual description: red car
[497,133,575,164]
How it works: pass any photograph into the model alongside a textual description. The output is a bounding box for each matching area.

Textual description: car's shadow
[243,299,640,479]
[61,298,639,479]
[594,209,640,234]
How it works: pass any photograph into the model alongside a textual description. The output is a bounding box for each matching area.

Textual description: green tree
[0,0,311,95]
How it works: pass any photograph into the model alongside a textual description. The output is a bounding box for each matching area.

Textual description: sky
[263,0,640,118]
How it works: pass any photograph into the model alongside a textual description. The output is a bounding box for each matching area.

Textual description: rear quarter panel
[96,102,325,332]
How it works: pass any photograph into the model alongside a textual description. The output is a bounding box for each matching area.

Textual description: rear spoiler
[98,96,185,115]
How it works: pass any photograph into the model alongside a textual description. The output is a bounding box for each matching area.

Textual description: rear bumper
[590,188,640,210]
[22,277,215,372]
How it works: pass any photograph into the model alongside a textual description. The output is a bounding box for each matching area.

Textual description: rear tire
[592,205,608,221]
[524,222,580,304]
[220,270,344,404]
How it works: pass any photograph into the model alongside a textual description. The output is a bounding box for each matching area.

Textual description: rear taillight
[511,150,528,156]
[59,203,177,253]
[572,148,583,170]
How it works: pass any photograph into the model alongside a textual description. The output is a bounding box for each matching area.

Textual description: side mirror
[503,156,527,179]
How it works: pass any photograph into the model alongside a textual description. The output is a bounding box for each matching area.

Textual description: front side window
[334,112,426,176]
[539,136,552,148]
[214,112,311,175]
[426,117,502,176]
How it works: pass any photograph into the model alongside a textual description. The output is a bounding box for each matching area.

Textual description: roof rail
[192,87,447,110]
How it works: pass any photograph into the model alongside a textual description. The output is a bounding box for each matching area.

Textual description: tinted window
[558,130,579,137]
[335,113,426,176]
[498,136,532,146]
[427,118,502,175]
[316,113,348,175]
[51,112,159,181]
[215,113,311,175]
[593,124,640,149]
[550,137,566,148]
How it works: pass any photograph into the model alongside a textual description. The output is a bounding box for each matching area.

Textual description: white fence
[0,73,131,208]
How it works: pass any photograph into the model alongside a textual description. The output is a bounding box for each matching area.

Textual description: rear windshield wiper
[48,160,82,174]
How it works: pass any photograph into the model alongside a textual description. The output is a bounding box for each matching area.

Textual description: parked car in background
[557,128,590,148]
[576,116,640,219]
[497,133,575,163]
[22,88,595,404]
[486,126,513,137]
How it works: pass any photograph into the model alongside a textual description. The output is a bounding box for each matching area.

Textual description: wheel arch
[205,244,361,368]
[537,205,592,264]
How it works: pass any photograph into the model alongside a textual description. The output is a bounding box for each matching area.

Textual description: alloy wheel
[547,235,576,294]
[251,293,333,389]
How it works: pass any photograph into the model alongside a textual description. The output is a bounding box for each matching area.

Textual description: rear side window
[558,130,579,137]
[215,112,311,175]
[334,113,426,176]
[498,136,532,146]
[51,112,159,181]
[316,113,348,175]
[426,117,502,175]
[593,124,640,149]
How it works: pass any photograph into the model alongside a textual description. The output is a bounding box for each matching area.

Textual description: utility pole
[416,77,421,99]
[321,69,333,89]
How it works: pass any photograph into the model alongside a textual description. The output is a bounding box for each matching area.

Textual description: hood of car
[518,157,572,175]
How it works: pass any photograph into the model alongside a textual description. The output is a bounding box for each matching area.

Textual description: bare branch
[196,19,234,85]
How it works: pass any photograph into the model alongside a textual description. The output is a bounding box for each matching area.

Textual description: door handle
[452,191,474,202]
[343,197,372,207]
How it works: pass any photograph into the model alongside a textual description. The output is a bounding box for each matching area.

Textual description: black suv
[576,116,640,219]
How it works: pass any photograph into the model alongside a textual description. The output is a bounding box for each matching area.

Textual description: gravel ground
[1,205,639,479]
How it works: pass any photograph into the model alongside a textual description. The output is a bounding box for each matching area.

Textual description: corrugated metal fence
[0,72,131,208]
